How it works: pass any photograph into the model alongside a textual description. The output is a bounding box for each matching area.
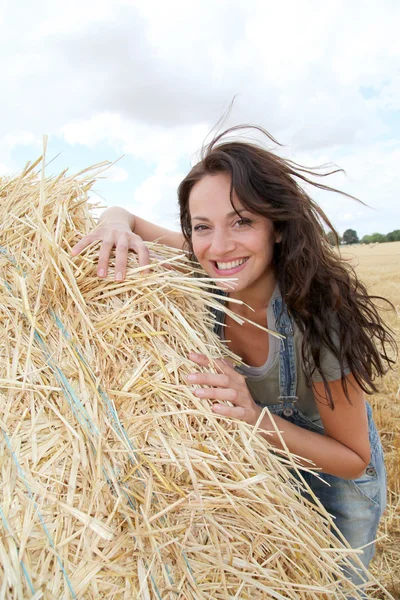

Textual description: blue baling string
[1,430,77,599]
[50,311,193,590]
[33,330,100,438]
[0,506,36,595]
[1,249,196,594]
[51,310,140,466]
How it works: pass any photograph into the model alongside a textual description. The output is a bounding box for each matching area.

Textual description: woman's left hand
[187,352,262,426]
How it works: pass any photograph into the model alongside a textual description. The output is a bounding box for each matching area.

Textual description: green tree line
[326,229,400,246]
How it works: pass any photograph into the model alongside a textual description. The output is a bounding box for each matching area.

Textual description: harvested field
[340,242,400,598]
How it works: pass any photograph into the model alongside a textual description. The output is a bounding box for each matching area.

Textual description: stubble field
[339,241,400,598]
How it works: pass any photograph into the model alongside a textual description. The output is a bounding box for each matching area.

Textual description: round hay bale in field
[0,152,392,599]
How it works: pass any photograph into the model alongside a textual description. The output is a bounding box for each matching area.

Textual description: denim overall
[213,292,387,587]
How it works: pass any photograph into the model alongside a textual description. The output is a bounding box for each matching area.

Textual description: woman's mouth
[211,257,249,275]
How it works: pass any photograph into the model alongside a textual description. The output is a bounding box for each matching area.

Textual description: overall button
[282,407,293,417]
[366,466,376,476]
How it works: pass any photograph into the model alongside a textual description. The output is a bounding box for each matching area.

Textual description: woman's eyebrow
[191,209,247,222]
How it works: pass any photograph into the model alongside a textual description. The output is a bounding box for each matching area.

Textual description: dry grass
[340,242,400,598]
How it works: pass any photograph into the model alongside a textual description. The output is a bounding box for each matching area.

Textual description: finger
[214,358,245,384]
[187,372,232,388]
[193,387,238,402]
[131,242,151,275]
[211,404,246,420]
[114,238,130,281]
[132,241,151,270]
[214,358,237,372]
[97,240,114,278]
[188,352,210,367]
[71,235,94,256]
[219,358,235,369]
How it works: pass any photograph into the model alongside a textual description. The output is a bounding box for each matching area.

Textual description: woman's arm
[257,376,370,479]
[187,353,370,480]
[71,206,185,280]
[98,208,185,249]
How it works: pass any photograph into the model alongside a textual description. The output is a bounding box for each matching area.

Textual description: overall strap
[210,288,228,337]
[272,296,298,402]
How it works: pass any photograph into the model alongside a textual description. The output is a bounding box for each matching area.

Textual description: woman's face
[189,173,280,293]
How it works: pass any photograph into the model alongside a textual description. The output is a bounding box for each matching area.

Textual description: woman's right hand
[71,221,150,281]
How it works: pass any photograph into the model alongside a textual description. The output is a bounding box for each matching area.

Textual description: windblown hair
[178,125,397,406]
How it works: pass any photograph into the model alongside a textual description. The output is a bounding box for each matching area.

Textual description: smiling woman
[72,124,397,590]
[189,173,279,294]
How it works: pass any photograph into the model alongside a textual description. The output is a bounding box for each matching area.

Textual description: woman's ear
[273,224,282,244]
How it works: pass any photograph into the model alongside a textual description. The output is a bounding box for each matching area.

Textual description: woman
[71,126,396,585]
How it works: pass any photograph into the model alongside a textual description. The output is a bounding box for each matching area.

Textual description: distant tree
[361,235,373,244]
[342,229,359,245]
[361,230,400,244]
[325,230,340,246]
[387,229,400,242]
[369,233,387,243]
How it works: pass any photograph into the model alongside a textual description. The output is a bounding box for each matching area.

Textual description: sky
[0,0,399,238]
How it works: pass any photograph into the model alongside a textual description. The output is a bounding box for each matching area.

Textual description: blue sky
[1,0,399,238]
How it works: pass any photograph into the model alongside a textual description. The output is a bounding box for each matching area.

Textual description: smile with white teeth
[215,258,248,270]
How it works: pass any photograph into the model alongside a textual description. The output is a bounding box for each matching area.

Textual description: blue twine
[49,311,183,592]
[2,430,77,598]
[50,310,140,466]
[0,253,195,595]
[0,506,35,595]
[33,330,99,438]
[49,310,196,591]
[1,279,12,293]
[0,246,26,277]
[147,563,163,600]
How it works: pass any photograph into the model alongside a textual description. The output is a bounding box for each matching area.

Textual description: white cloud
[0,163,12,176]
[0,130,41,170]
[377,74,400,111]
[2,131,39,148]
[129,171,183,229]
[1,0,395,143]
[341,213,355,222]
[288,139,400,237]
[61,112,210,174]
[0,0,398,237]
[105,165,129,182]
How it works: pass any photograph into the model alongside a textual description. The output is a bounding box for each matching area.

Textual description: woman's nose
[209,229,236,256]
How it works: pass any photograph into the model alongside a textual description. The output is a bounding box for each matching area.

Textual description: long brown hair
[178,125,397,406]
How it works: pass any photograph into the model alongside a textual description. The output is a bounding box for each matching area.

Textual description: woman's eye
[235,218,252,227]
[193,219,251,232]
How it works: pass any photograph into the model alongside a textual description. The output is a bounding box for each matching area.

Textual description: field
[339,242,400,598]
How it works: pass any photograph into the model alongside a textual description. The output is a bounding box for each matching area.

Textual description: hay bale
[0,151,392,599]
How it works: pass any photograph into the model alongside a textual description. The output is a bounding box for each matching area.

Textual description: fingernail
[195,389,206,396]
[115,272,123,281]
[98,268,105,277]
[186,374,197,382]
[189,352,200,359]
